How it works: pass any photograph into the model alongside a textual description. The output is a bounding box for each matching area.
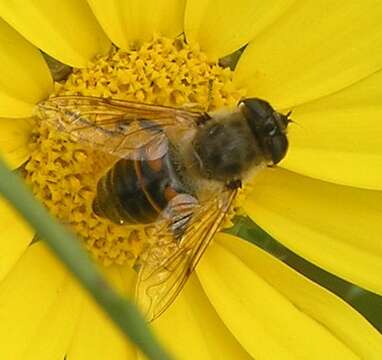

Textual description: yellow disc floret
[25,36,244,266]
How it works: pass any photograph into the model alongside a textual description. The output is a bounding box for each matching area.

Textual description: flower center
[25,36,243,266]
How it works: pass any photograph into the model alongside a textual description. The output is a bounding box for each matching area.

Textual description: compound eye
[264,118,277,136]
[270,135,289,164]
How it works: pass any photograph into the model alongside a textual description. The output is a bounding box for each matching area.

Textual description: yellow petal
[0,196,33,282]
[214,233,382,359]
[0,0,110,68]
[87,0,185,49]
[67,265,137,359]
[244,168,382,296]
[22,277,82,360]
[0,118,32,169]
[234,1,382,108]
[0,243,78,359]
[185,0,294,60]
[282,70,382,190]
[0,18,52,117]
[141,275,251,359]
[198,235,375,359]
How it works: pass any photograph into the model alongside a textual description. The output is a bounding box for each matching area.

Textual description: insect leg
[226,179,242,190]
[162,193,199,240]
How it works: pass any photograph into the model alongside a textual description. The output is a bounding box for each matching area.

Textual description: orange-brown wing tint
[135,189,238,321]
[37,95,203,160]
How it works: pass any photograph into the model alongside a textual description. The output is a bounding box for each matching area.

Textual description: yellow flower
[0,1,381,359]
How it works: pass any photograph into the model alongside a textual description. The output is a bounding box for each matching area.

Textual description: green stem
[0,157,172,360]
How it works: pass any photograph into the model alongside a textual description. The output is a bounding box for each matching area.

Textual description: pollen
[25,36,244,266]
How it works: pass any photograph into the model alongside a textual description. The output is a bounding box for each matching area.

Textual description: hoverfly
[37,95,290,321]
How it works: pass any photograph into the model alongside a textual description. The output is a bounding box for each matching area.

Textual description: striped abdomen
[92,150,191,224]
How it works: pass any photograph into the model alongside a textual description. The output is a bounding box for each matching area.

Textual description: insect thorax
[191,112,264,182]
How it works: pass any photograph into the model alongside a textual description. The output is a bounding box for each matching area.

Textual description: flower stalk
[0,156,172,360]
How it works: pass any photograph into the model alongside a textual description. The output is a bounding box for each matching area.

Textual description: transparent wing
[135,188,238,322]
[36,95,204,160]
